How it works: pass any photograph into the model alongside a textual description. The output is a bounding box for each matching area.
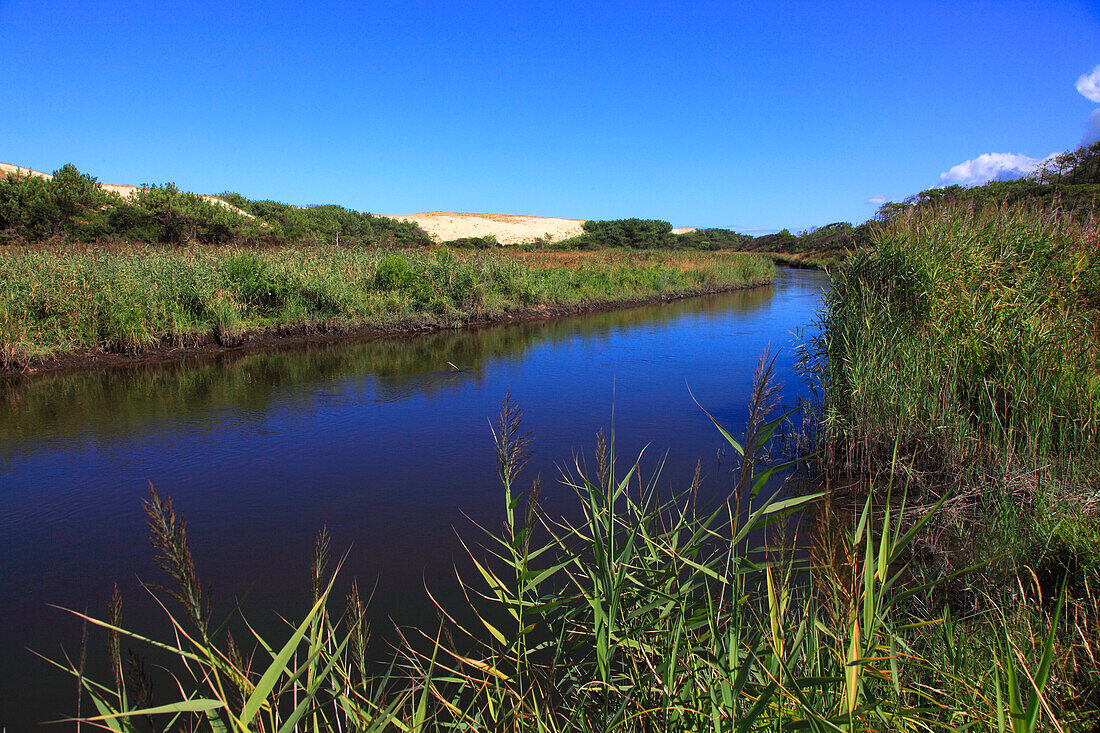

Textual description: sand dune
[387,211,587,244]
[387,212,698,243]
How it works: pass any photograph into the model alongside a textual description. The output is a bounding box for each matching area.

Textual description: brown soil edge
[758,252,836,271]
[1,278,773,381]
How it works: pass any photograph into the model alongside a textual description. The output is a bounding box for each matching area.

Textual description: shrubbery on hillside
[0,164,432,247]
[217,192,430,247]
[0,164,109,241]
[879,141,1100,219]
[570,220,754,251]
[675,227,754,250]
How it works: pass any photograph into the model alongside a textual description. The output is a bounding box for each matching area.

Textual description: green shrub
[374,253,414,291]
[443,234,500,249]
[581,218,675,248]
[0,164,107,241]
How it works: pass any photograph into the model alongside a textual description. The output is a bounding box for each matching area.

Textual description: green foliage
[816,202,1099,475]
[674,227,754,250]
[809,200,1100,604]
[129,184,255,244]
[0,163,108,241]
[373,253,414,290]
[50,163,108,233]
[0,163,432,246]
[737,223,876,258]
[442,234,501,249]
[220,192,432,247]
[570,221,759,252]
[750,227,798,251]
[879,141,1100,218]
[0,247,773,362]
[581,218,675,248]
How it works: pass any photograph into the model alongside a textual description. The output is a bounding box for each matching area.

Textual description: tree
[49,163,105,236]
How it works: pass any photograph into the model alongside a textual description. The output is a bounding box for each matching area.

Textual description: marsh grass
[806,202,1099,573]
[0,245,773,365]
[813,203,1098,476]
[796,201,1100,730]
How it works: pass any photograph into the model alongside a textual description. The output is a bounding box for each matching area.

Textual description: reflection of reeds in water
[0,284,778,449]
[47,355,1099,730]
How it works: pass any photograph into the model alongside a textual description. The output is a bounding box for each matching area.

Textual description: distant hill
[1,161,710,246]
[387,211,587,244]
[386,213,697,244]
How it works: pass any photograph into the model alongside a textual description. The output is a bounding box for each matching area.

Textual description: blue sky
[1,0,1098,232]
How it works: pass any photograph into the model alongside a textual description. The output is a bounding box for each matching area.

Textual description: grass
[800,200,1100,726]
[806,202,1099,578]
[0,244,773,367]
[812,202,1098,474]
[763,250,848,270]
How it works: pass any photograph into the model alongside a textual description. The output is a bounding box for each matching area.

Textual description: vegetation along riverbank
[0,245,773,374]
[801,142,1100,728]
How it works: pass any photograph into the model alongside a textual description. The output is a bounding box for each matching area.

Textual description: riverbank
[807,200,1100,725]
[761,250,845,270]
[0,245,773,376]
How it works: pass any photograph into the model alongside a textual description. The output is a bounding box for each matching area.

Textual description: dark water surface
[0,268,829,728]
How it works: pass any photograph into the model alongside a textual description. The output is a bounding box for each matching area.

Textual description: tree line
[877,140,1100,220]
[0,164,431,246]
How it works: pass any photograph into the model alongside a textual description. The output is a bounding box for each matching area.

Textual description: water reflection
[0,284,775,457]
[0,271,825,729]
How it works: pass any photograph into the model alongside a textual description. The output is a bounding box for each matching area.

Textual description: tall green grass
[807,200,1100,611]
[0,245,773,366]
[813,202,1098,477]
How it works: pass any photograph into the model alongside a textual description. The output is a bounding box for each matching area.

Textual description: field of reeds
[807,202,1099,573]
[0,245,773,369]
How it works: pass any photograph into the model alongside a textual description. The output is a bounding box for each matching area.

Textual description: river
[0,267,829,728]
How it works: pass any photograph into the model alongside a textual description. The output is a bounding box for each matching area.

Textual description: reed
[797,201,1100,731]
[812,202,1098,476]
[0,245,773,367]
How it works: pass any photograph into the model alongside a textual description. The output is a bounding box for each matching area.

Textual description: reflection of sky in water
[0,269,828,729]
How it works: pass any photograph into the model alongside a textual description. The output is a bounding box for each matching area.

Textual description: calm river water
[0,267,829,728]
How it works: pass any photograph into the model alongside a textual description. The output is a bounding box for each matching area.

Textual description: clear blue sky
[1,0,1097,232]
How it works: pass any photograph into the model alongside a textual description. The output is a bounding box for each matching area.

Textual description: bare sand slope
[388,211,588,244]
[390,213,697,243]
[0,162,255,219]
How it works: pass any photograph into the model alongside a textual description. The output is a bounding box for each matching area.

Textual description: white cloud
[1084,109,1100,146]
[866,195,888,206]
[1077,64,1100,103]
[938,152,1045,187]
